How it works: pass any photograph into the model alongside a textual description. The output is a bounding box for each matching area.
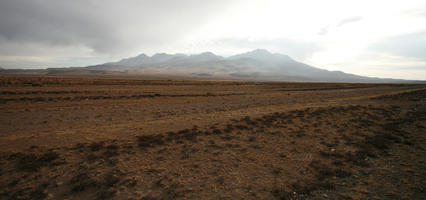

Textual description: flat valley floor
[0,75,425,199]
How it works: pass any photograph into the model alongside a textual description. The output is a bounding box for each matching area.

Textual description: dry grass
[0,75,424,200]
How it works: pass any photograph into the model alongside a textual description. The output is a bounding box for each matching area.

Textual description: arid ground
[0,75,425,200]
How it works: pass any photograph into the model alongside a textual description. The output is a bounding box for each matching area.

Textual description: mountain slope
[85,49,412,83]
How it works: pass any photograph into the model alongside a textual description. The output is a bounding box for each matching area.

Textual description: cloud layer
[0,0,234,67]
[0,0,425,80]
[371,31,426,61]
[0,0,232,53]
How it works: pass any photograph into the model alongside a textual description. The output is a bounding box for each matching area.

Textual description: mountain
[0,49,417,82]
[86,49,413,83]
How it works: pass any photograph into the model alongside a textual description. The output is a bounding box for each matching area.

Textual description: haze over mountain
[85,49,412,83]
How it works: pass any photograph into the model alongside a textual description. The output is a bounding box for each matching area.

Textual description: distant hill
[0,49,423,83]
[86,49,418,83]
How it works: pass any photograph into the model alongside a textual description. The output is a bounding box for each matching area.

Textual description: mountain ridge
[0,49,422,83]
[87,49,389,82]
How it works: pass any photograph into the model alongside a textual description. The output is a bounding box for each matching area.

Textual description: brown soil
[0,75,425,200]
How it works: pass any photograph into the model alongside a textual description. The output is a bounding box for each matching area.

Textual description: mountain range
[0,49,422,83]
[86,49,411,82]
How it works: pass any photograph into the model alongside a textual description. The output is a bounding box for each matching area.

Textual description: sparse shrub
[87,154,100,162]
[272,168,282,176]
[224,124,234,133]
[249,144,262,149]
[295,131,306,137]
[333,168,352,177]
[104,172,121,187]
[319,150,344,158]
[270,131,280,135]
[290,181,319,195]
[141,196,157,200]
[234,124,248,130]
[106,144,119,150]
[39,151,60,162]
[315,165,334,181]
[225,143,233,148]
[104,150,119,157]
[344,150,371,167]
[137,135,165,149]
[216,177,225,184]
[89,142,105,151]
[122,178,137,187]
[403,140,414,146]
[29,187,47,200]
[70,173,98,193]
[221,135,234,141]
[99,188,116,200]
[212,128,222,134]
[332,160,344,166]
[16,151,60,172]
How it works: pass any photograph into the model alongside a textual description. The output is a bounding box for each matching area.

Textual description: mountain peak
[152,53,170,58]
[186,51,221,62]
[230,49,285,61]
[199,51,216,56]
[116,53,149,65]
[249,49,271,54]
[135,53,148,58]
[236,49,272,58]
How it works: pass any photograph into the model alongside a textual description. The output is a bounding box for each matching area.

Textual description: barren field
[0,75,425,200]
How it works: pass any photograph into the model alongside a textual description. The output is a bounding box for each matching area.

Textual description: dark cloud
[370,31,426,61]
[337,16,363,27]
[0,0,232,54]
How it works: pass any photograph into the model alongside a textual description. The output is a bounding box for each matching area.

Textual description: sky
[0,0,425,80]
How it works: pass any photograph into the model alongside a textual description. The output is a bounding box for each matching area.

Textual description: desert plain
[0,75,425,200]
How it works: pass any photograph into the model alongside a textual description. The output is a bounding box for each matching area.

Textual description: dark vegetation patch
[372,89,426,101]
[69,168,125,200]
[137,135,165,149]
[0,92,251,104]
[14,151,61,172]
[89,142,105,151]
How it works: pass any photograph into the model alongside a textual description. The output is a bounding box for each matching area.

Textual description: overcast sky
[0,0,425,80]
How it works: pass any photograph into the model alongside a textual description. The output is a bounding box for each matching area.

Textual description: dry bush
[89,142,105,151]
[15,151,60,172]
[137,135,165,149]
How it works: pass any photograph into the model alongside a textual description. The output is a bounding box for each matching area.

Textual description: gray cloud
[0,0,232,55]
[337,16,363,27]
[370,31,426,61]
